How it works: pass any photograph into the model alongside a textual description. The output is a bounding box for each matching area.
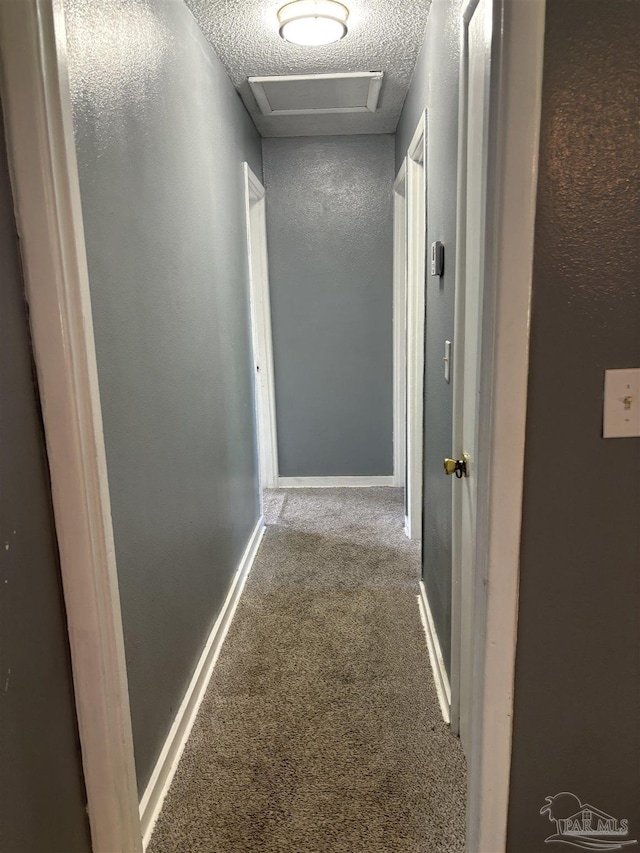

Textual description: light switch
[603,368,640,438]
[443,340,451,383]
[431,241,444,276]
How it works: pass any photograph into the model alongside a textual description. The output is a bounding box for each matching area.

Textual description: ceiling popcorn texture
[184,0,431,137]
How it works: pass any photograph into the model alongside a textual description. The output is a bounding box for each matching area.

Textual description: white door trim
[392,159,408,487]
[243,163,279,490]
[0,2,142,850]
[456,0,547,849]
[405,113,427,540]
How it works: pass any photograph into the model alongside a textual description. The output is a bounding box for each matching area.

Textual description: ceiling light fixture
[277,0,349,47]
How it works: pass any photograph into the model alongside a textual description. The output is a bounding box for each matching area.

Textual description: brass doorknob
[444,456,469,478]
[444,458,458,475]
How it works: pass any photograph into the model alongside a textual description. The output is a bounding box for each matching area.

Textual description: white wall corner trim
[140,518,265,849]
[277,476,395,488]
[0,1,142,850]
[417,582,452,724]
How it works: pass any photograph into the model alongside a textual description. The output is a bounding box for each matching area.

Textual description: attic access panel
[248,71,383,116]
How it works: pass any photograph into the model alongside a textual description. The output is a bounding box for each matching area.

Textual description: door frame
[392,159,408,488]
[243,163,279,491]
[450,0,494,751]
[451,0,547,849]
[404,112,427,539]
[0,1,142,850]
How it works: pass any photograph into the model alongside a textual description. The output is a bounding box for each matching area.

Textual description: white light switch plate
[443,340,451,383]
[603,368,640,438]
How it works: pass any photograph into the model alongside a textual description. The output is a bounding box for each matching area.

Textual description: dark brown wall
[0,99,91,851]
[507,1,640,849]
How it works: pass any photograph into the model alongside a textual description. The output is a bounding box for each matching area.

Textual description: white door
[243,164,279,492]
[450,0,493,754]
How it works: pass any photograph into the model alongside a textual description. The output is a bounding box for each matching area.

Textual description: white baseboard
[139,517,265,849]
[277,476,395,488]
[417,580,451,725]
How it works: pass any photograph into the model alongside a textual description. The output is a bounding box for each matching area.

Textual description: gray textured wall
[507,1,640,849]
[64,0,262,792]
[263,135,395,477]
[0,98,91,851]
[395,0,461,673]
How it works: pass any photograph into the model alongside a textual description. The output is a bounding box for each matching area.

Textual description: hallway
[148,489,466,852]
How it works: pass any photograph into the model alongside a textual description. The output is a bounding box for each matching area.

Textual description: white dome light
[278,0,349,47]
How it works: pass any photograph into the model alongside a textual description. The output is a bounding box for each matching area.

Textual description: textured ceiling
[185,0,430,137]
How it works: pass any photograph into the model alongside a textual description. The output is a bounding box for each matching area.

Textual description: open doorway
[392,159,407,492]
[396,112,427,539]
[244,163,279,494]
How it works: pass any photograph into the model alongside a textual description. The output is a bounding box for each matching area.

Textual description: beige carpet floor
[148,487,466,852]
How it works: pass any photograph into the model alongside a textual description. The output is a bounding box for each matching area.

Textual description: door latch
[443,454,469,478]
